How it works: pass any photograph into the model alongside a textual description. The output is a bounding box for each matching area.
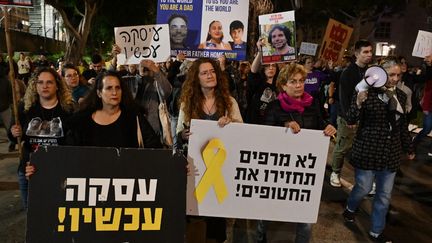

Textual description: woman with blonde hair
[9,67,75,209]
[264,63,336,243]
[176,57,242,243]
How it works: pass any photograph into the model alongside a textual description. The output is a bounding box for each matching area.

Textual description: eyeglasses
[287,79,305,85]
[65,73,79,78]
[36,80,56,86]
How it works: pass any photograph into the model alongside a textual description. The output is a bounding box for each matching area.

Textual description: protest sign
[412,30,432,58]
[114,24,170,64]
[0,0,32,7]
[187,120,330,223]
[258,11,296,64]
[156,0,249,61]
[318,18,352,63]
[299,42,318,56]
[27,146,186,243]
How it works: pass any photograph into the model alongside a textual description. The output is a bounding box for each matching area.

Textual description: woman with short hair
[264,63,336,243]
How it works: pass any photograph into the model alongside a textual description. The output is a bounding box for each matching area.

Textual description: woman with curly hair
[176,57,242,142]
[176,57,242,243]
[8,67,75,209]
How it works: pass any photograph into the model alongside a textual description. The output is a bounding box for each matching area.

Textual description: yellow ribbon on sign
[194,138,228,204]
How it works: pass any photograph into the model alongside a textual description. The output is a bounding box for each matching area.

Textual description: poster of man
[259,11,296,64]
[156,0,249,61]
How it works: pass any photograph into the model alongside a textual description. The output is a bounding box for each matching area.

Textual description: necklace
[203,98,216,115]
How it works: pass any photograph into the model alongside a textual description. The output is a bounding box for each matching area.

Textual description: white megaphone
[355,65,388,92]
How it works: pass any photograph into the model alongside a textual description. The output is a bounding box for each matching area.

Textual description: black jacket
[264,97,328,130]
[338,63,367,119]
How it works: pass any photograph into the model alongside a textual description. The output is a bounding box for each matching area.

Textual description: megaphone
[355,65,388,92]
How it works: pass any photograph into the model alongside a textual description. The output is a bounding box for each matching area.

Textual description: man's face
[271,29,287,50]
[92,62,104,73]
[230,28,243,43]
[355,46,373,65]
[169,17,187,45]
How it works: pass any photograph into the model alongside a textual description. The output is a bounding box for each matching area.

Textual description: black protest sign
[27,146,186,243]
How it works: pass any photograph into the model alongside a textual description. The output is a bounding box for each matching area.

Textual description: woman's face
[304,58,314,71]
[385,65,402,88]
[198,62,217,89]
[282,72,305,99]
[36,72,58,100]
[64,68,79,88]
[99,75,122,107]
[209,21,223,41]
[264,63,277,79]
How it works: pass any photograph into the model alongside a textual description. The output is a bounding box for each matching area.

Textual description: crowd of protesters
[1,35,432,243]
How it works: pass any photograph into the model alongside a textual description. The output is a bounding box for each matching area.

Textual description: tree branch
[338,9,355,20]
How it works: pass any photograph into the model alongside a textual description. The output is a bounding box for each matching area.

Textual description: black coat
[264,97,328,130]
[346,87,413,172]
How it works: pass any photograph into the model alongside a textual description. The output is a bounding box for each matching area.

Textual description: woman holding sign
[25,71,162,177]
[198,20,232,50]
[264,63,336,243]
[10,67,75,209]
[176,57,242,243]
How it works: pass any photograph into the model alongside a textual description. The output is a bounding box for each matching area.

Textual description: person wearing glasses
[176,57,242,243]
[8,67,75,209]
[62,63,90,104]
[263,63,336,243]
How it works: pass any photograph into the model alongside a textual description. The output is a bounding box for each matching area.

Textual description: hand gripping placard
[194,138,228,204]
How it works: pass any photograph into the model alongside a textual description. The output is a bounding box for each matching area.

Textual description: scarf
[278,92,313,114]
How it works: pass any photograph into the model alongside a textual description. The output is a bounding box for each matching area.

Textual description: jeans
[18,170,28,210]
[346,168,396,235]
[413,112,432,144]
[331,116,357,174]
[170,115,179,150]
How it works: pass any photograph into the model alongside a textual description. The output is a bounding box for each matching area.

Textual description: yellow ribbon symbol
[194,138,228,204]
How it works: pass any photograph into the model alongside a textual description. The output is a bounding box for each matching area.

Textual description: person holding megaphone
[342,57,415,243]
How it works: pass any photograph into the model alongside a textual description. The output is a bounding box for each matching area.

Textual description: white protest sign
[186,120,330,223]
[114,24,170,64]
[412,30,432,58]
[299,42,318,56]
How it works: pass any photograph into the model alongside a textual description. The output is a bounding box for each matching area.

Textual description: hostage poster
[156,0,249,61]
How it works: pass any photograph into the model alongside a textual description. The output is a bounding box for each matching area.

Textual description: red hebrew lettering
[329,41,342,52]
[322,48,339,61]
[329,24,348,43]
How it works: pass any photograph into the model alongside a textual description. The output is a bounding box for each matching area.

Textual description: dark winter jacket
[346,87,413,172]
